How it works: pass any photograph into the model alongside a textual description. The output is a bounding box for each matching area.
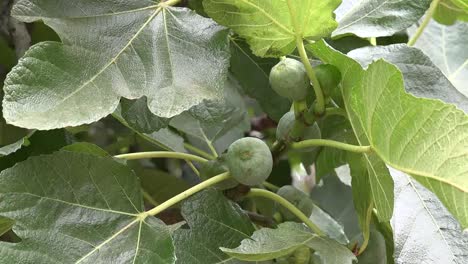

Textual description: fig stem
[146,172,231,216]
[296,37,326,115]
[408,0,441,46]
[262,181,280,192]
[184,143,216,160]
[246,188,324,235]
[115,151,209,163]
[292,139,372,153]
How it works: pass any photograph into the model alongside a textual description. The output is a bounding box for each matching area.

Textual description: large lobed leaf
[309,42,394,223]
[3,0,230,129]
[348,44,468,113]
[390,168,468,264]
[333,0,432,38]
[174,189,255,263]
[203,0,341,57]
[408,20,468,98]
[221,222,356,263]
[229,37,289,121]
[0,150,175,263]
[309,40,468,228]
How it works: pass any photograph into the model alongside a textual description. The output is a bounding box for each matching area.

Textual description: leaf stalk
[292,139,372,153]
[146,172,231,216]
[407,0,441,46]
[115,151,208,163]
[246,188,324,235]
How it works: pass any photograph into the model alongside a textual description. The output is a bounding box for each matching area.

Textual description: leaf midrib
[75,218,141,263]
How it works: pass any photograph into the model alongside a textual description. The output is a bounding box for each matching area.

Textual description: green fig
[226,137,273,186]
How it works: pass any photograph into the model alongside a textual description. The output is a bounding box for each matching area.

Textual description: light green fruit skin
[226,137,273,186]
[199,158,238,190]
[277,186,314,222]
[269,58,309,101]
[276,112,296,142]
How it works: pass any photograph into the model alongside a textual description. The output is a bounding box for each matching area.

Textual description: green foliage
[174,189,255,263]
[333,0,432,37]
[434,0,468,25]
[221,222,356,263]
[0,0,467,263]
[0,151,175,262]
[314,64,341,97]
[4,1,230,129]
[408,21,468,97]
[203,0,341,57]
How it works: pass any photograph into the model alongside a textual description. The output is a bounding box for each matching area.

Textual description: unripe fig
[276,112,321,143]
[277,185,314,221]
[199,157,238,190]
[269,58,309,101]
[276,247,311,264]
[314,64,341,96]
[276,112,297,142]
[226,137,273,186]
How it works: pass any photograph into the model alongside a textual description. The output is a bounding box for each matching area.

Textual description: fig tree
[269,58,309,101]
[226,137,273,186]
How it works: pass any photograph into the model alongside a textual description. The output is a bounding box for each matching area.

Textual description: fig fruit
[226,137,273,186]
[314,64,341,96]
[269,58,309,101]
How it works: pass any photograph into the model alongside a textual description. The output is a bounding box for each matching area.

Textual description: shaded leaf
[348,44,468,112]
[434,0,468,25]
[390,168,468,264]
[174,189,255,263]
[408,20,468,97]
[348,154,373,252]
[0,151,175,263]
[311,172,360,240]
[120,97,170,134]
[221,222,356,263]
[277,185,348,244]
[0,91,29,157]
[137,167,190,206]
[309,40,468,228]
[229,37,289,121]
[170,77,249,154]
[204,0,341,57]
[4,2,230,129]
[0,216,14,237]
[333,0,432,37]
[61,142,110,157]
[0,129,70,172]
[113,108,187,153]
